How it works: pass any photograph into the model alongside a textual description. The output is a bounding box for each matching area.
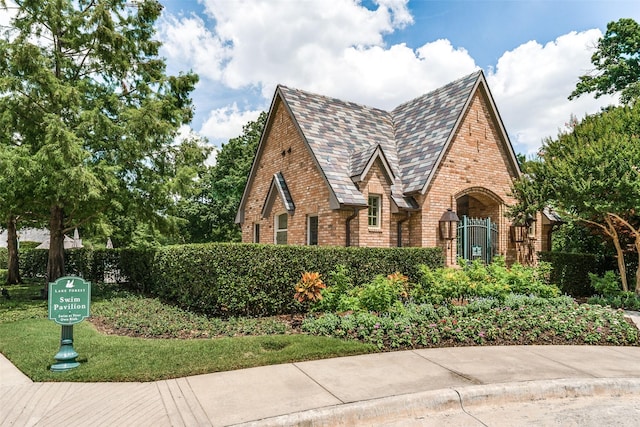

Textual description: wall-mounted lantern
[510,213,536,243]
[526,213,537,240]
[439,208,460,242]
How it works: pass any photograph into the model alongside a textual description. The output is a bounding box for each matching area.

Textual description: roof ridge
[278,85,390,115]
[391,70,482,113]
[278,70,482,115]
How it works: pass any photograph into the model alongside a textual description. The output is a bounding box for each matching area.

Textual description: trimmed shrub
[15,243,441,316]
[18,241,41,250]
[118,248,156,291]
[538,252,606,297]
[18,248,152,286]
[150,244,443,317]
[19,249,48,279]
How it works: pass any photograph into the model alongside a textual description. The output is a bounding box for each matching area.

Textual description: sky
[1,1,637,158]
[156,0,639,158]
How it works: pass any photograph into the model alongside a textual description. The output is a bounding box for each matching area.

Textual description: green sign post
[48,276,91,372]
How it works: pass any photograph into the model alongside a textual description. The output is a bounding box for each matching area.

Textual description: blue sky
[132,1,640,155]
[1,0,636,156]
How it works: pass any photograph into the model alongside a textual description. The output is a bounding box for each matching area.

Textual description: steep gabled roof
[392,71,482,194]
[237,70,518,223]
[278,86,397,207]
[350,144,395,183]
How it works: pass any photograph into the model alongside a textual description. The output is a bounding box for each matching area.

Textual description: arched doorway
[455,188,503,264]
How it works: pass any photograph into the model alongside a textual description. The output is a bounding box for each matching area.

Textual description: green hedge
[18,248,151,286]
[151,244,444,317]
[14,244,442,316]
[538,251,607,297]
[118,248,156,292]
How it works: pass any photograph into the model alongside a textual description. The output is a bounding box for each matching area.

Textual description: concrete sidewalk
[2,311,640,426]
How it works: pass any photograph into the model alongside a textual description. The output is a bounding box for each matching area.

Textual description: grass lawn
[0,318,372,382]
[0,282,373,382]
[1,280,638,383]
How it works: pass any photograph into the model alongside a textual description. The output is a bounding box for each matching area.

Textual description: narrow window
[307,215,318,245]
[275,213,288,244]
[253,223,260,243]
[368,195,381,228]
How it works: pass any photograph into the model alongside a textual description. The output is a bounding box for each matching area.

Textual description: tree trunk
[6,215,21,284]
[47,205,66,284]
[605,216,628,292]
[634,236,640,296]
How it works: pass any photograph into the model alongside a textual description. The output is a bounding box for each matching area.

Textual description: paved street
[2,342,640,426]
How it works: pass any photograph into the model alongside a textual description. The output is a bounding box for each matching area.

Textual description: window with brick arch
[368,195,381,228]
[275,213,288,244]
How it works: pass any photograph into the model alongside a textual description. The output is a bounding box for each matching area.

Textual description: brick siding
[241,86,544,264]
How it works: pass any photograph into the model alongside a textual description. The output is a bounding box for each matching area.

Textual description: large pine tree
[0,0,199,283]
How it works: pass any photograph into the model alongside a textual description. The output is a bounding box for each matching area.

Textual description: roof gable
[278,86,398,207]
[261,172,295,218]
[392,71,482,194]
[237,70,519,222]
[350,144,395,184]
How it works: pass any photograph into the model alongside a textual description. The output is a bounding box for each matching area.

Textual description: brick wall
[241,84,544,264]
[422,86,535,264]
[241,98,347,246]
[355,159,393,247]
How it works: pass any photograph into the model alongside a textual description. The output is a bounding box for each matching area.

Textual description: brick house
[236,71,554,265]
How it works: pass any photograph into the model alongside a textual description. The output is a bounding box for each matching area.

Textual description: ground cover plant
[301,296,638,349]
[1,259,638,383]
[298,261,638,349]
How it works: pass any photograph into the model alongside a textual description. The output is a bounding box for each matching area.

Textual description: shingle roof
[277,71,485,207]
[349,144,379,179]
[261,172,295,218]
[279,86,396,206]
[392,71,481,193]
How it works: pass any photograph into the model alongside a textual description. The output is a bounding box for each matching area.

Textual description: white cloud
[157,14,228,81]
[198,0,415,95]
[305,40,478,110]
[158,1,620,157]
[159,0,480,142]
[487,29,618,155]
[159,0,475,104]
[199,104,263,144]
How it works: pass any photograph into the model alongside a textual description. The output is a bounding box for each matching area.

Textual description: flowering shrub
[314,264,354,312]
[357,273,408,313]
[312,268,411,313]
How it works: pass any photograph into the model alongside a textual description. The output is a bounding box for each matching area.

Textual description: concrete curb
[237,378,640,427]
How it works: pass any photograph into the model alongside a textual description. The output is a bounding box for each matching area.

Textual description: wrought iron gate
[457,216,498,264]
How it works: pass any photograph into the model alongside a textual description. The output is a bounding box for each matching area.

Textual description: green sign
[48,277,91,325]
